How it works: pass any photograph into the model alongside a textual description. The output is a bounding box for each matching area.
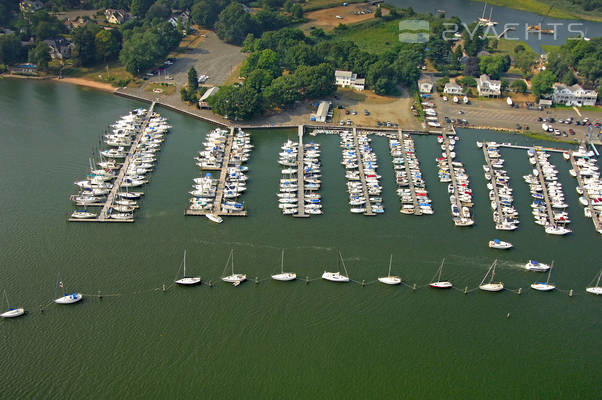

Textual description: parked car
[345,110,350,115]
[569,128,575,135]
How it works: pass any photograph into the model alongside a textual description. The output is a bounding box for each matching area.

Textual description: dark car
[516,123,522,129]
[569,129,575,135]
[537,117,543,122]
[345,110,350,115]
[548,117,555,123]
[525,125,529,130]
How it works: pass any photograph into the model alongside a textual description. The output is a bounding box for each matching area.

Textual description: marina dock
[69,102,157,223]
[569,152,602,233]
[532,150,557,226]
[482,143,501,224]
[443,131,462,213]
[352,128,375,216]
[186,127,248,217]
[294,125,309,218]
[398,130,421,215]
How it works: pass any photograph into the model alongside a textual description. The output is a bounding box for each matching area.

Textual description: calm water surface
[0,80,600,398]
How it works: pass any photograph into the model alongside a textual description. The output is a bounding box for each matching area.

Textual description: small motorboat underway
[271,250,296,281]
[488,238,512,250]
[175,250,202,286]
[429,258,453,289]
[525,260,550,272]
[206,214,223,224]
[479,259,504,292]
[378,254,401,285]
[221,249,246,285]
[55,293,83,304]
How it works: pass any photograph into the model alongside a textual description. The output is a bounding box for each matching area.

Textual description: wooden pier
[532,149,557,227]
[442,131,463,215]
[569,152,602,233]
[185,127,247,217]
[398,130,421,215]
[294,125,309,218]
[482,143,502,224]
[69,102,156,223]
[352,127,375,216]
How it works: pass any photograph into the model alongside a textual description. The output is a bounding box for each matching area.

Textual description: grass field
[144,82,177,95]
[336,18,404,53]
[471,0,602,22]
[303,0,365,12]
[63,62,143,88]
[495,39,538,57]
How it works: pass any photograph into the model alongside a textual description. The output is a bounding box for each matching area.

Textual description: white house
[335,70,365,91]
[477,74,501,97]
[552,83,597,106]
[105,9,129,25]
[418,78,433,93]
[443,82,462,95]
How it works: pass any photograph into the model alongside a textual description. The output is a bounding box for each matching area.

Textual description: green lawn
[495,39,537,57]
[303,0,364,11]
[471,0,602,22]
[336,19,406,54]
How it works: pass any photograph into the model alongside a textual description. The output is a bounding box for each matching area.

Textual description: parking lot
[431,93,602,142]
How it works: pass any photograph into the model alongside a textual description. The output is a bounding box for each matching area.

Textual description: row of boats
[480,142,520,230]
[70,108,171,220]
[568,152,602,234]
[189,128,252,223]
[3,257,601,318]
[437,134,475,226]
[340,130,384,214]
[524,149,572,235]
[423,102,441,128]
[277,139,322,215]
[389,133,433,215]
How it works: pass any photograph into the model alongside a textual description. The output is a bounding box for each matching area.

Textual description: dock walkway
[442,131,462,214]
[398,130,421,215]
[294,125,309,218]
[482,144,501,224]
[352,127,375,216]
[69,102,156,223]
[532,150,556,227]
[569,152,602,233]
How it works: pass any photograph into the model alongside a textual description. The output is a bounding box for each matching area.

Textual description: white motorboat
[1,290,25,318]
[488,239,512,249]
[175,250,202,286]
[378,254,401,285]
[545,225,571,235]
[525,260,550,272]
[71,210,97,219]
[531,262,556,291]
[429,258,453,289]
[322,251,350,282]
[271,249,296,281]
[479,259,504,292]
[221,249,246,284]
[585,269,602,295]
[206,214,223,224]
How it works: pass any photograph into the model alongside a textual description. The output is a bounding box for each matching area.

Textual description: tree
[479,55,510,80]
[457,76,477,88]
[188,66,198,91]
[436,76,449,92]
[191,0,219,28]
[131,0,154,17]
[208,85,264,120]
[560,70,577,85]
[531,70,555,100]
[375,5,382,18]
[72,25,98,67]
[283,0,293,12]
[0,35,26,65]
[462,23,486,56]
[30,42,50,70]
[256,49,282,78]
[245,69,273,91]
[95,29,121,63]
[501,78,509,93]
[464,56,480,77]
[146,2,171,20]
[514,50,536,77]
[215,3,255,45]
[291,4,304,19]
[510,79,527,93]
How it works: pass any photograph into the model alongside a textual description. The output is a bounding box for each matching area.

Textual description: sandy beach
[52,77,117,93]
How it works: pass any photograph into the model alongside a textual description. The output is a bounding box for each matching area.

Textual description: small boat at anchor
[0,290,25,318]
[271,249,296,281]
[531,261,556,292]
[175,250,202,286]
[206,214,223,224]
[479,259,504,292]
[429,258,453,289]
[378,254,401,285]
[221,249,246,285]
[322,251,350,282]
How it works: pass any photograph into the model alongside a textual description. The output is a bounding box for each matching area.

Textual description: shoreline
[1,74,597,144]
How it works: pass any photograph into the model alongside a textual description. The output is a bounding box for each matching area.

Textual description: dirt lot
[300,4,389,32]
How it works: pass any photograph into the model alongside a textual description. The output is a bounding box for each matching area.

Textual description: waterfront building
[443,82,463,95]
[552,83,597,106]
[477,74,501,97]
[335,70,365,91]
[199,87,219,109]
[311,101,331,122]
[418,78,433,93]
[105,9,129,24]
[43,38,72,60]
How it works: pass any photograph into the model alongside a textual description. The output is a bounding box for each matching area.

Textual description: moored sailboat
[429,258,453,289]
[221,249,246,285]
[322,251,350,282]
[479,259,504,292]
[378,254,401,285]
[0,290,25,318]
[175,250,202,286]
[271,249,296,281]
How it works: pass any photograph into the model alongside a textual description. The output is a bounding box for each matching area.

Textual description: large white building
[552,83,597,106]
[443,82,462,95]
[418,78,433,93]
[477,74,501,97]
[335,70,365,91]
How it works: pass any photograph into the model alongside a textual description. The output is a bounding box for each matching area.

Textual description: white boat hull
[271,273,296,281]
[378,276,402,285]
[175,277,202,286]
[531,283,556,291]
[1,308,25,318]
[429,281,453,289]
[54,293,83,304]
[322,272,349,282]
[479,283,504,292]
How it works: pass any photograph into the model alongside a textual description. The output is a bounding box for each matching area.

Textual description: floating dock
[482,143,502,224]
[398,130,421,215]
[69,102,157,223]
[294,125,309,218]
[531,150,557,227]
[569,152,602,233]
[352,127,375,216]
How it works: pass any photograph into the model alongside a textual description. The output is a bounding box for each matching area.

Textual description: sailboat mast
[596,269,602,286]
[339,251,349,278]
[489,7,493,21]
[438,258,445,281]
[546,261,554,284]
[231,250,235,274]
[281,249,284,273]
[183,249,187,276]
[388,254,392,276]
[481,3,487,19]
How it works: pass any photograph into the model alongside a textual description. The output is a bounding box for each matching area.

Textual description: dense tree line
[546,37,601,86]
[119,21,181,74]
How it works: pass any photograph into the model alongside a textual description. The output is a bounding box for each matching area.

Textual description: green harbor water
[0,79,600,399]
